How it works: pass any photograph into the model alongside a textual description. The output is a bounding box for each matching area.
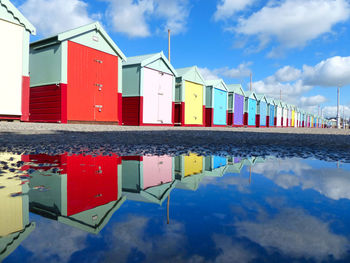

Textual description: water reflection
[0,153,35,262]
[1,152,350,262]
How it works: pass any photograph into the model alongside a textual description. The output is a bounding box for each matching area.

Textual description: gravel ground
[0,122,349,161]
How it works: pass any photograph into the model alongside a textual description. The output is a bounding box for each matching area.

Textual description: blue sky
[13,0,350,117]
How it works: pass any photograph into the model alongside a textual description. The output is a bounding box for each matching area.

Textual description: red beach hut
[29,22,126,124]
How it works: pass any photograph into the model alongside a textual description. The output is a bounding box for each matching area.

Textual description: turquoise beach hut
[256,94,268,128]
[205,79,228,127]
[267,98,275,127]
[244,91,258,127]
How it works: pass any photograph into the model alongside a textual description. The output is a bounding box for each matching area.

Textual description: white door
[0,21,23,116]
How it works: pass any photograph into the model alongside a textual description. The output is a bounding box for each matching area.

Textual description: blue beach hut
[205,79,228,127]
[244,91,258,127]
[256,94,268,127]
[267,98,275,127]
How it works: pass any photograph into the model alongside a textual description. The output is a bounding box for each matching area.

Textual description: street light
[337,84,341,129]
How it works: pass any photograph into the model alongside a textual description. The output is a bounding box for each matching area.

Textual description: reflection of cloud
[213,234,257,263]
[201,176,251,193]
[254,159,350,200]
[235,208,349,260]
[103,216,188,263]
[22,219,88,263]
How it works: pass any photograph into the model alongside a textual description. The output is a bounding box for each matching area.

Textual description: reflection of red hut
[23,153,125,233]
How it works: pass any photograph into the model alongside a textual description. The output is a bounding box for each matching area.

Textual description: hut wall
[269,105,275,127]
[213,88,227,126]
[233,94,244,126]
[247,98,257,126]
[184,81,204,125]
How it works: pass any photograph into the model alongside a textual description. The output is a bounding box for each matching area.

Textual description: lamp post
[337,85,341,129]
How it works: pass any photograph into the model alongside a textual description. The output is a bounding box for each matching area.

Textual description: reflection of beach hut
[0,0,36,121]
[29,22,126,124]
[244,91,258,127]
[26,154,125,234]
[205,79,228,127]
[256,94,268,128]
[175,153,205,191]
[227,84,245,127]
[267,98,275,127]
[204,156,228,177]
[174,66,206,126]
[0,152,35,261]
[122,52,177,126]
[225,156,245,174]
[275,100,283,127]
[122,156,176,205]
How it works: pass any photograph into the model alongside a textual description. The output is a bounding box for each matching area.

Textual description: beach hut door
[0,22,23,116]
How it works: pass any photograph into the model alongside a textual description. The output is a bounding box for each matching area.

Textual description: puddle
[1,152,350,262]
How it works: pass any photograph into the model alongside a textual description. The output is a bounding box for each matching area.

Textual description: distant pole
[280,89,282,100]
[168,29,171,62]
[167,194,170,224]
[337,86,340,129]
[343,106,345,130]
[249,166,252,184]
[250,73,252,91]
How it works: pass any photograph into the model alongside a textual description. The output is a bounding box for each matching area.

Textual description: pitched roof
[205,79,228,91]
[255,94,268,102]
[244,90,258,100]
[30,22,126,61]
[176,66,206,85]
[0,0,36,34]
[124,51,177,76]
[227,84,245,96]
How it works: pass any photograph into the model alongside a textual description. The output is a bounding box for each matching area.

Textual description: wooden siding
[29,84,63,123]
[122,96,141,125]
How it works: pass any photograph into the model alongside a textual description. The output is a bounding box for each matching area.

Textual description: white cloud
[300,95,327,107]
[153,0,190,34]
[303,56,350,87]
[252,79,313,104]
[104,0,190,38]
[198,67,220,81]
[19,0,93,36]
[254,159,350,200]
[322,105,350,118]
[275,66,301,82]
[213,234,257,263]
[22,219,88,263]
[235,0,350,51]
[104,0,154,38]
[104,216,189,262]
[214,0,255,21]
[236,208,349,260]
[198,62,252,81]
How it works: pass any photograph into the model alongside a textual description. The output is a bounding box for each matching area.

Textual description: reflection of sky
[4,157,350,262]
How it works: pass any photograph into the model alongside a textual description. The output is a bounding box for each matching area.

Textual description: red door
[66,154,120,216]
[94,51,119,122]
[67,41,119,122]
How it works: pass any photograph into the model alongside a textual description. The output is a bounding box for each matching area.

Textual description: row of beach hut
[0,1,329,128]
